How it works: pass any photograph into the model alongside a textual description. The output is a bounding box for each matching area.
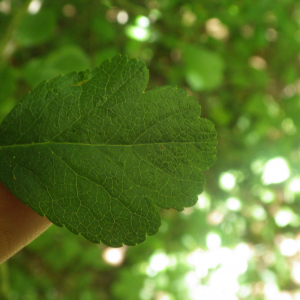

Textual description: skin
[0,182,51,264]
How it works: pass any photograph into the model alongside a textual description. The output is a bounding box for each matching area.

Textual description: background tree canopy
[0,0,300,300]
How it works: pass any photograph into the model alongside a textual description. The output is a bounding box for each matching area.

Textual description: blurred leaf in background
[15,8,56,46]
[1,0,300,300]
[22,44,91,87]
[183,45,224,91]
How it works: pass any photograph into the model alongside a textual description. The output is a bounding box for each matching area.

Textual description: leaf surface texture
[0,55,217,246]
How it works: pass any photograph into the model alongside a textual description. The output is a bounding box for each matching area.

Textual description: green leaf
[0,55,217,247]
[0,65,17,121]
[94,47,119,66]
[15,9,56,46]
[183,45,225,91]
[45,45,91,75]
[22,45,91,88]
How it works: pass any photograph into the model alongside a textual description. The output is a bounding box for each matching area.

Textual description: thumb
[0,182,52,264]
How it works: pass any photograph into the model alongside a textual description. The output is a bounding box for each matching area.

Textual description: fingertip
[0,183,52,264]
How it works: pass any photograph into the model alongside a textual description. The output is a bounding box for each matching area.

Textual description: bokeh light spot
[126,26,150,41]
[117,11,129,24]
[196,192,211,210]
[252,205,267,220]
[206,233,221,250]
[288,178,300,193]
[275,208,293,227]
[260,189,275,203]
[63,4,76,17]
[292,263,300,285]
[28,0,42,14]
[264,283,279,300]
[148,253,170,274]
[278,292,293,300]
[103,247,125,266]
[206,18,229,40]
[219,172,236,190]
[226,197,242,211]
[262,157,290,185]
[249,56,267,70]
[136,16,150,28]
[0,0,10,13]
[279,239,297,256]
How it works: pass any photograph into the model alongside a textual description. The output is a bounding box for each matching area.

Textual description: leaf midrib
[0,140,213,149]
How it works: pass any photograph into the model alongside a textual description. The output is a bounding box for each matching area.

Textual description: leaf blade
[0,55,216,246]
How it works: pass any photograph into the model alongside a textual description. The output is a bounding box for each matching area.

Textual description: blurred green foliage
[0,0,300,299]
